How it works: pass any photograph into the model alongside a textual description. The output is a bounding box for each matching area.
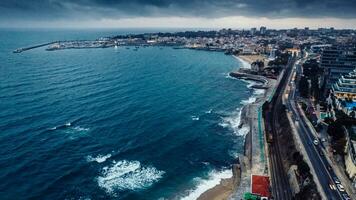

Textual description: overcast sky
[1,0,356,29]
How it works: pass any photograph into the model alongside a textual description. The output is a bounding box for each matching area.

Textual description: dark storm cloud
[1,0,356,21]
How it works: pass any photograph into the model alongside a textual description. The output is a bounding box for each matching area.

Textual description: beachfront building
[251,60,265,72]
[321,46,356,90]
[344,126,356,189]
[329,69,356,117]
[332,69,356,100]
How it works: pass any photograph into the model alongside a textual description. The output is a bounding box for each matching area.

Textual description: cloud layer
[1,0,356,22]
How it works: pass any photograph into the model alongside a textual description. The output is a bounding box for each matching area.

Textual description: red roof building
[251,175,271,198]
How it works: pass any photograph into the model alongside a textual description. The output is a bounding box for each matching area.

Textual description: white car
[329,183,336,190]
[313,139,319,145]
[334,177,341,184]
[337,184,345,192]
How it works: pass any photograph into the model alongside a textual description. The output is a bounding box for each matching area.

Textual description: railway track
[264,56,295,199]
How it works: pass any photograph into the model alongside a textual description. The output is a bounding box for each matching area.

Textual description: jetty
[229,71,269,89]
[13,41,58,53]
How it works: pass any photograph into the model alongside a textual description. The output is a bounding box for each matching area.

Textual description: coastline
[233,54,269,67]
[232,55,252,68]
[197,55,272,199]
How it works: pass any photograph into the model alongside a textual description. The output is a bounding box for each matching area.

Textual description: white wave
[228,150,240,159]
[219,109,241,133]
[191,116,200,121]
[225,73,236,80]
[74,126,90,132]
[241,97,257,105]
[253,89,266,96]
[219,109,249,137]
[233,55,251,69]
[65,122,71,127]
[205,109,212,114]
[97,160,165,194]
[50,126,57,130]
[180,169,232,200]
[236,126,250,137]
[87,153,112,163]
[240,79,256,88]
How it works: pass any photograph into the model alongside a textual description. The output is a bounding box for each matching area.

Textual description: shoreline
[233,55,252,69]
[233,54,269,68]
[197,56,271,200]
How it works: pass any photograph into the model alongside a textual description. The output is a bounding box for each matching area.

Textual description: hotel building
[321,46,356,90]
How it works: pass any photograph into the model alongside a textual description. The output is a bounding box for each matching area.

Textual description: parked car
[337,184,345,192]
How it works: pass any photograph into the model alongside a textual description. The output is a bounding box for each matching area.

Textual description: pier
[229,71,269,89]
[13,41,58,53]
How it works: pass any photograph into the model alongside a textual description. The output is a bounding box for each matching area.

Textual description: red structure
[251,175,271,197]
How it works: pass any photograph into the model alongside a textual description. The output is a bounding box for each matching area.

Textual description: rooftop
[251,175,271,197]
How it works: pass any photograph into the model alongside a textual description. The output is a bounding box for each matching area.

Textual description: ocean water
[0,29,253,200]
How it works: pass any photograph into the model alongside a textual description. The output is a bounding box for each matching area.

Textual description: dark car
[342,193,350,200]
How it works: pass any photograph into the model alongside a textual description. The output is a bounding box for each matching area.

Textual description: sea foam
[219,108,250,137]
[253,88,266,96]
[74,126,90,132]
[191,116,200,121]
[87,154,112,163]
[241,97,257,105]
[97,160,165,194]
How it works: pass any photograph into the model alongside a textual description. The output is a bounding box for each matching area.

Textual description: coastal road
[265,57,296,200]
[286,58,344,200]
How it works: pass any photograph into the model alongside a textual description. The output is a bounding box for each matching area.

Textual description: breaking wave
[97,160,165,194]
[219,109,249,137]
[253,88,266,95]
[87,154,112,163]
[205,109,212,114]
[179,169,232,200]
[191,116,200,121]
[74,126,90,132]
[241,97,257,105]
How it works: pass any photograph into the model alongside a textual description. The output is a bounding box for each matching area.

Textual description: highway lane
[289,100,342,199]
[286,59,344,200]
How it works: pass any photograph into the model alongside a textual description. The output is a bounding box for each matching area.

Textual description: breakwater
[229,71,269,89]
[13,41,58,53]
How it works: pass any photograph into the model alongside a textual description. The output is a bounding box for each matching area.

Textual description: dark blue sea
[0,29,254,200]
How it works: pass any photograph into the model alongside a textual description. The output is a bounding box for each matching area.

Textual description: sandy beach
[234,54,269,68]
[197,164,241,200]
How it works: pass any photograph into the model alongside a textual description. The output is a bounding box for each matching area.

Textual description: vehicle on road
[334,177,341,184]
[337,184,345,192]
[342,193,351,200]
[328,165,332,171]
[313,139,319,145]
[329,182,336,190]
[319,150,324,156]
